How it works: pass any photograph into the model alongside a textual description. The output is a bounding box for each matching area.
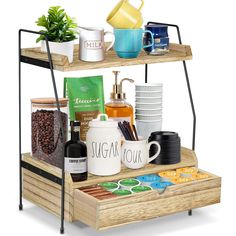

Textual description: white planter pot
[41,40,74,63]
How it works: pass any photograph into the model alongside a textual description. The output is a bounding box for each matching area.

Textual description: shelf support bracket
[145,22,196,217]
[19,29,65,234]
[145,22,196,151]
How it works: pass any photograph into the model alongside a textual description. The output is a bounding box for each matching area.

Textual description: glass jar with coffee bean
[31,98,68,168]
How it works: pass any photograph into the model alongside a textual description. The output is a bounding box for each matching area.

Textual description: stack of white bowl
[135,84,163,139]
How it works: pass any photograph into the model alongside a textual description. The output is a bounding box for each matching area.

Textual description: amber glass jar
[105,71,134,125]
[105,99,134,125]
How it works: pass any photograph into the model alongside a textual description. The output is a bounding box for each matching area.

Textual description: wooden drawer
[73,170,221,230]
[22,149,221,230]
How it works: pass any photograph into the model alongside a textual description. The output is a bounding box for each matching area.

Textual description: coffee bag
[64,76,105,141]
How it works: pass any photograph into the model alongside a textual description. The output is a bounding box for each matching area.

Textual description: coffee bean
[32,109,68,168]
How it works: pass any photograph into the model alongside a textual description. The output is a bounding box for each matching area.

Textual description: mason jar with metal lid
[86,114,121,176]
[31,98,68,168]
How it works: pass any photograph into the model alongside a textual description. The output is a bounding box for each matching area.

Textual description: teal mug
[114,28,154,58]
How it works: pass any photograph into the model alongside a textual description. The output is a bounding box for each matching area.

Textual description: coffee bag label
[65,157,87,174]
[64,76,105,141]
[75,110,100,141]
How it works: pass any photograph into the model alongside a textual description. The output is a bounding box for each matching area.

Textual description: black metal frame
[146,22,196,151]
[146,22,196,216]
[18,23,196,234]
[19,29,66,234]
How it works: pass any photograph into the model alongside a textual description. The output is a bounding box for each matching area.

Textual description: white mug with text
[79,27,115,62]
[122,139,161,169]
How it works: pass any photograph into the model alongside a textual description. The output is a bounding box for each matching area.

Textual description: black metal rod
[18,29,65,234]
[145,64,148,83]
[183,61,196,150]
[18,30,23,211]
[188,209,192,216]
[20,55,51,69]
[147,22,196,151]
[44,36,66,235]
[21,160,62,185]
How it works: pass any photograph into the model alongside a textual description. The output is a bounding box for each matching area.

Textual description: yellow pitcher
[107,0,144,29]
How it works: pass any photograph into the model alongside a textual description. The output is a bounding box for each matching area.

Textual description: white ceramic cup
[136,108,162,115]
[136,91,162,97]
[136,119,162,139]
[135,83,163,91]
[135,97,162,103]
[135,102,162,109]
[121,139,161,169]
[136,114,162,121]
[79,27,115,62]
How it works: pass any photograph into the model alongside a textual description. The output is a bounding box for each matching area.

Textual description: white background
[0,0,235,235]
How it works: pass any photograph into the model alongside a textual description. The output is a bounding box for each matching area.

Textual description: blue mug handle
[143,30,154,49]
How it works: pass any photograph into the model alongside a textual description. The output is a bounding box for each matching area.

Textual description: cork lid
[31,97,68,108]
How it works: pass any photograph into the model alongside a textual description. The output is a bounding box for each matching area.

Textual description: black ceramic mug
[148,131,181,165]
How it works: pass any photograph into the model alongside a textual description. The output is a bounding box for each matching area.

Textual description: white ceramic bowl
[136,102,162,109]
[135,96,162,103]
[136,119,162,139]
[136,91,162,98]
[135,83,163,92]
[136,114,162,121]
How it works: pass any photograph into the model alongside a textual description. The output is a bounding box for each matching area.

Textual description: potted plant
[36,6,78,63]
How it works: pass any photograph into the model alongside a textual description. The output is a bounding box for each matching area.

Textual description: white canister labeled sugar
[86,114,121,176]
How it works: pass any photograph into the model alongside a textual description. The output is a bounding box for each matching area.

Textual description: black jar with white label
[64,121,87,182]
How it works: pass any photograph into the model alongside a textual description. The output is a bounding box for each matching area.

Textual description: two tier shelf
[19,22,221,234]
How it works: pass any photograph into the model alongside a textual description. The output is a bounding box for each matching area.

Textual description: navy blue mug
[143,25,169,55]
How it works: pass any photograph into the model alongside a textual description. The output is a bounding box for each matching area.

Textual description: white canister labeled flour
[86,114,121,176]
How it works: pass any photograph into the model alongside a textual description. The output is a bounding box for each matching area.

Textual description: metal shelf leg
[145,64,148,83]
[19,29,65,234]
[147,21,196,151]
[146,22,196,217]
[18,30,23,212]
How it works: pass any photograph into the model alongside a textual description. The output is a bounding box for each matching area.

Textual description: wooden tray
[74,169,221,230]
[22,147,221,230]
[21,43,192,72]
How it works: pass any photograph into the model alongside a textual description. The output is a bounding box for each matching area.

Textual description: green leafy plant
[36,6,78,43]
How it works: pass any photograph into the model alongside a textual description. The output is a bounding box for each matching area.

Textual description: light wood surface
[23,169,74,222]
[98,188,221,230]
[22,148,221,229]
[21,43,192,72]
[23,189,73,221]
[22,147,198,189]
[72,147,197,188]
[23,153,73,184]
[73,171,221,230]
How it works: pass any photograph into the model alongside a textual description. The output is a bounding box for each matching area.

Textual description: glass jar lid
[31,97,68,108]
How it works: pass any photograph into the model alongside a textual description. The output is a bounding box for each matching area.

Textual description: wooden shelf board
[21,43,192,72]
[22,147,197,189]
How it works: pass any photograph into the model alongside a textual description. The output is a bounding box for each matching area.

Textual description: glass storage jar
[31,98,68,168]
